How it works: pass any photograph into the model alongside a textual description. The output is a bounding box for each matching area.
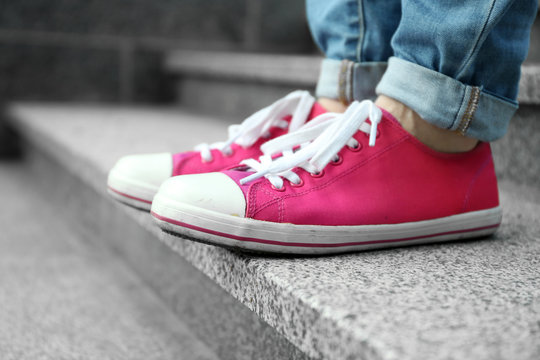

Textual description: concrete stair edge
[165,50,540,105]
[6,105,312,360]
[6,104,358,360]
[0,161,220,360]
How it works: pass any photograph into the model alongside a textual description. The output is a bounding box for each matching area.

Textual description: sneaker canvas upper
[107,91,326,210]
[151,101,501,254]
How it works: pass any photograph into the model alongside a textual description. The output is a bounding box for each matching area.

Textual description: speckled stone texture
[492,105,540,186]
[0,161,218,360]
[166,51,540,119]
[8,105,309,360]
[519,65,540,105]
[7,103,540,360]
[167,51,319,117]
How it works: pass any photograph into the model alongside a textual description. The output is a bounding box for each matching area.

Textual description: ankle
[318,97,348,113]
[375,95,479,153]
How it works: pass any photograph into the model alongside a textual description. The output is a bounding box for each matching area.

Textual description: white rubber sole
[107,172,158,211]
[151,193,503,255]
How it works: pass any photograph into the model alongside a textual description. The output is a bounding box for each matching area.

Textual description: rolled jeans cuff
[316,58,387,103]
[376,57,518,142]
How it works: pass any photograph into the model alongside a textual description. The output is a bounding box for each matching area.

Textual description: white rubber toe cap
[108,152,173,191]
[157,173,246,217]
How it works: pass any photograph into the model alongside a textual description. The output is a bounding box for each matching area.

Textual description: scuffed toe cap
[108,152,173,190]
[157,172,246,217]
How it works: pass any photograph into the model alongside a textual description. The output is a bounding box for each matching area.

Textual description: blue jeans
[307,0,537,141]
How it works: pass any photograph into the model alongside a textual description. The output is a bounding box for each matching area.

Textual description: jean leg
[376,0,538,141]
[307,0,401,102]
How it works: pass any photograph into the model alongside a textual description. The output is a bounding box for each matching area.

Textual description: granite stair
[4,100,540,360]
[0,159,218,360]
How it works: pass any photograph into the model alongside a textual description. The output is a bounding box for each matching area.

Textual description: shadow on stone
[0,106,23,159]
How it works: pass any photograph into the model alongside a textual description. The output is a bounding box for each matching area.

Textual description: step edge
[6,103,382,360]
[165,50,540,104]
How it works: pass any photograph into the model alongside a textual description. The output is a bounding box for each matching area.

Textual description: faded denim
[307,0,537,141]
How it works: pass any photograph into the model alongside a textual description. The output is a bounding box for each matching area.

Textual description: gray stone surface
[167,52,540,106]
[10,107,309,360]
[0,0,312,102]
[525,14,540,63]
[258,0,313,52]
[167,50,321,86]
[519,65,540,105]
[0,105,21,157]
[0,160,218,360]
[0,43,121,102]
[168,51,320,116]
[492,105,540,186]
[0,1,246,42]
[177,77,313,118]
[7,103,540,360]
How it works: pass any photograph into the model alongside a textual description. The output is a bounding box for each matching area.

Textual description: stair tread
[8,103,540,360]
[0,160,218,360]
[165,50,321,86]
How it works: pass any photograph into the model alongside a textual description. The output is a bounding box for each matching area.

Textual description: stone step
[165,51,319,117]
[0,159,218,360]
[5,104,308,360]
[165,50,540,118]
[6,103,540,360]
[528,9,540,63]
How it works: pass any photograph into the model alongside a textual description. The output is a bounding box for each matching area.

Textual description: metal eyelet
[290,178,304,187]
[271,184,286,192]
[331,155,343,165]
[309,170,325,178]
[223,149,234,157]
[347,142,362,152]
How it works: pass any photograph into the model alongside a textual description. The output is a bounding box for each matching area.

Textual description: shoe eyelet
[271,184,286,192]
[290,178,304,187]
[331,155,343,165]
[223,149,235,157]
[309,170,325,178]
[347,143,362,152]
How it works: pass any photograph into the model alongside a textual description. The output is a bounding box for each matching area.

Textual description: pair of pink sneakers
[108,91,501,255]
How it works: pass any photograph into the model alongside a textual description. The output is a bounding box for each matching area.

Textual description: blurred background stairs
[0,1,539,359]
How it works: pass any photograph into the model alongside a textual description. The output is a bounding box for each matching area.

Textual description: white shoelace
[240,100,382,189]
[194,90,316,162]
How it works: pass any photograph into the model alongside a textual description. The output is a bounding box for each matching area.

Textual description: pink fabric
[172,102,327,176]
[225,109,500,226]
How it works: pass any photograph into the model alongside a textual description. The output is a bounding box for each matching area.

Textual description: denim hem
[316,59,387,103]
[375,57,517,142]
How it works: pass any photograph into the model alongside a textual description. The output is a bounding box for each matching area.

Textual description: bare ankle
[318,97,348,113]
[375,95,479,153]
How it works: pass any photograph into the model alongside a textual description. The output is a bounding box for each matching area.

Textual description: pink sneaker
[151,101,502,254]
[107,91,326,210]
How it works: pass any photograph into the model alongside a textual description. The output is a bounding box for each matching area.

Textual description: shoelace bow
[194,90,316,162]
[240,100,382,189]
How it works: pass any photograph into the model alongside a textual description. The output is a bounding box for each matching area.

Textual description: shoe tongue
[307,102,328,121]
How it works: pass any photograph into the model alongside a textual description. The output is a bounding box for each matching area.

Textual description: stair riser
[492,105,540,187]
[175,76,315,117]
